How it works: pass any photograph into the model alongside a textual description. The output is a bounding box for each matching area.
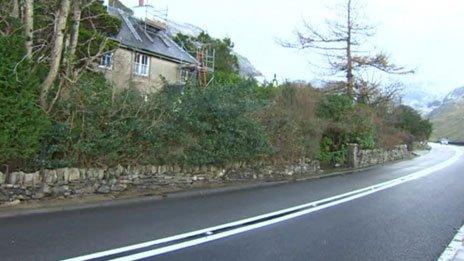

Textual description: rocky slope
[429,86,464,141]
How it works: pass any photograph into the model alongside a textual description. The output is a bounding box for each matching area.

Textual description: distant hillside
[429,86,464,141]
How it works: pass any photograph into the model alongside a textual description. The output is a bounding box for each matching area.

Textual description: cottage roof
[108,6,198,65]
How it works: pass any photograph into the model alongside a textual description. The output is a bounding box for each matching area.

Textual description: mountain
[235,53,263,78]
[167,20,203,38]
[429,86,464,141]
[167,20,262,78]
[401,85,444,115]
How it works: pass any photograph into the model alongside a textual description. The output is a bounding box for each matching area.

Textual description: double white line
[64,144,463,261]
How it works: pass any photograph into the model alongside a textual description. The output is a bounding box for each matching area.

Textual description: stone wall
[0,160,321,203]
[347,144,411,169]
[0,145,413,204]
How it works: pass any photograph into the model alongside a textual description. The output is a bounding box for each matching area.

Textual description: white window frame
[99,53,113,69]
[133,53,150,77]
[180,68,191,84]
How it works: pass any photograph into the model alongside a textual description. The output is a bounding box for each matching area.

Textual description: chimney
[139,0,144,6]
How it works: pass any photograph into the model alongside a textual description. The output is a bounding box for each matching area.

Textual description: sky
[120,0,464,96]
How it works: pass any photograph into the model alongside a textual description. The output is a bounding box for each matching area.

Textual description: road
[0,144,463,261]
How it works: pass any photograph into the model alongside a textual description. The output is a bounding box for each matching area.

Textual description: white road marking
[63,144,463,261]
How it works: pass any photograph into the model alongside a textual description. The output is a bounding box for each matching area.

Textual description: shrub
[155,79,270,166]
[392,105,433,143]
[40,72,162,168]
[316,95,377,165]
[39,74,270,168]
[0,35,50,170]
[257,84,324,162]
[316,94,354,122]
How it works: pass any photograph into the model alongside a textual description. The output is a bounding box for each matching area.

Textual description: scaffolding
[178,43,215,87]
[110,0,216,88]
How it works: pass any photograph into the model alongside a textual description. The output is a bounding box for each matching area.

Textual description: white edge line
[63,144,463,261]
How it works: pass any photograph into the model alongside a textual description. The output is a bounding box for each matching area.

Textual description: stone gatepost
[347,144,360,168]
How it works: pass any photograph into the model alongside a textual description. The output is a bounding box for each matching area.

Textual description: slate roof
[108,6,198,65]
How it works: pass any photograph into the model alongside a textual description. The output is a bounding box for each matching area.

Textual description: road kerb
[439,224,464,261]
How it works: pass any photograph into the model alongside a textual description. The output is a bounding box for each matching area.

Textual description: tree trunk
[40,0,71,109]
[65,0,81,80]
[346,0,354,98]
[24,0,34,59]
[68,0,81,60]
[11,0,19,18]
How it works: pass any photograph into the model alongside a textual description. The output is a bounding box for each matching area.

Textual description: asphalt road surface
[1,144,463,261]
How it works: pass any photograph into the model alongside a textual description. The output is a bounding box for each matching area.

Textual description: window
[133,53,150,76]
[180,69,191,84]
[99,53,113,69]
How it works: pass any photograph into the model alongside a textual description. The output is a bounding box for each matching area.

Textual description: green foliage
[39,74,269,168]
[40,72,161,168]
[0,35,50,168]
[316,94,354,122]
[392,105,433,142]
[76,1,122,59]
[316,95,376,165]
[30,0,121,75]
[350,105,376,149]
[155,80,269,166]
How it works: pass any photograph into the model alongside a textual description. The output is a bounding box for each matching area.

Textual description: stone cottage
[100,3,199,93]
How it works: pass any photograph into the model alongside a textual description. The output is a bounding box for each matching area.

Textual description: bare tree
[24,0,34,59]
[282,0,412,98]
[40,0,71,108]
[357,79,403,106]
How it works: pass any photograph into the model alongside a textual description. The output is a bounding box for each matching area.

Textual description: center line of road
[63,145,463,261]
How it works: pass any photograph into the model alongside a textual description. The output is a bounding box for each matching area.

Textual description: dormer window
[99,53,113,69]
[133,53,149,76]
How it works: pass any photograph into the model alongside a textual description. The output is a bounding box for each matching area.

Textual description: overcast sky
[121,0,464,96]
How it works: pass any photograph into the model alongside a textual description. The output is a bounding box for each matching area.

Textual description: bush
[0,35,50,170]
[392,105,433,143]
[316,94,354,122]
[39,75,270,168]
[155,79,270,166]
[316,95,377,165]
[40,72,162,168]
[257,83,324,162]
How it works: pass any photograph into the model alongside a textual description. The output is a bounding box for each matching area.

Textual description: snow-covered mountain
[167,20,203,38]
[429,86,464,141]
[235,53,263,78]
[442,86,464,104]
[401,85,444,115]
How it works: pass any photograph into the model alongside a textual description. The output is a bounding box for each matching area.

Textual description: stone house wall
[103,48,180,93]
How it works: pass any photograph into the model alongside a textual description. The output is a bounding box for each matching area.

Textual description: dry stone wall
[0,160,321,203]
[0,145,412,204]
[347,144,411,169]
